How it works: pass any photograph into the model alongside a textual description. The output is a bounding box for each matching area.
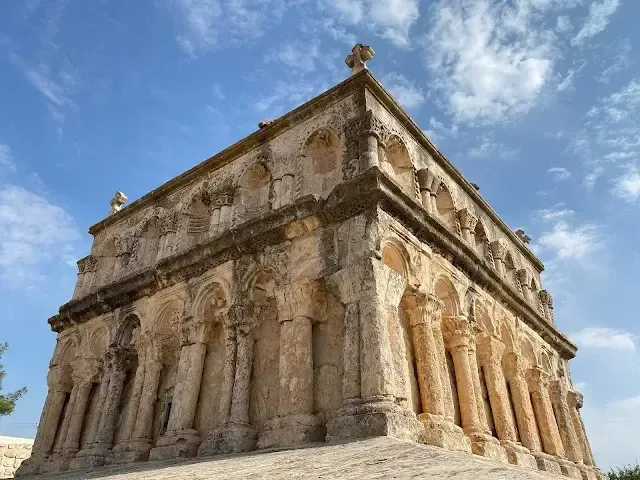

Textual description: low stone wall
[0,437,33,479]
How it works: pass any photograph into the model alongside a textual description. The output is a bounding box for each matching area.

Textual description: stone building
[18,45,603,479]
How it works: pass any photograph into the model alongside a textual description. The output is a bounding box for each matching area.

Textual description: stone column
[85,369,111,446]
[550,381,583,464]
[468,342,489,434]
[503,353,541,453]
[150,316,207,460]
[516,270,533,303]
[325,258,423,443]
[489,241,507,277]
[40,383,70,455]
[539,291,555,325]
[457,208,478,245]
[258,280,322,449]
[94,349,130,449]
[159,212,178,259]
[359,110,380,171]
[446,317,505,460]
[217,311,236,424]
[113,360,146,451]
[567,391,595,466]
[477,335,536,468]
[228,304,254,426]
[416,169,436,213]
[62,359,101,455]
[525,367,564,457]
[53,385,80,454]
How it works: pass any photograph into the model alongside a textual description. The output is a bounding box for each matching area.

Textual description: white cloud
[171,0,297,56]
[612,165,640,202]
[266,39,325,73]
[571,327,636,351]
[467,134,518,159]
[383,73,425,110]
[537,220,601,260]
[254,79,329,115]
[0,145,16,173]
[572,0,621,46]
[0,185,80,287]
[555,15,572,33]
[323,0,419,47]
[425,117,459,142]
[596,40,632,84]
[424,0,563,125]
[548,166,571,181]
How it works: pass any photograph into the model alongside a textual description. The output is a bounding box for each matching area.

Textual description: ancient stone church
[18,45,603,479]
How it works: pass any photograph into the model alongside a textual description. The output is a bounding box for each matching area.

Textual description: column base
[532,451,562,475]
[576,463,599,480]
[501,440,538,470]
[15,454,45,477]
[556,457,583,479]
[198,423,257,456]
[68,443,112,470]
[419,414,472,453]
[467,431,508,462]
[257,413,324,450]
[326,398,423,443]
[106,438,153,465]
[148,429,201,461]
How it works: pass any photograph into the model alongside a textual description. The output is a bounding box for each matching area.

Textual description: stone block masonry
[0,437,33,479]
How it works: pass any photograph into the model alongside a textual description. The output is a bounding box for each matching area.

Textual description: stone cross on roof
[345,43,375,76]
[109,191,128,216]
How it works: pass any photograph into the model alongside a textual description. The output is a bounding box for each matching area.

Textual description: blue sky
[0,0,638,470]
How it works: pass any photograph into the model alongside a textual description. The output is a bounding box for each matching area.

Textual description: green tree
[0,343,26,416]
[609,463,640,480]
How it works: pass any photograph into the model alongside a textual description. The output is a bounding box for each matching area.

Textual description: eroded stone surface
[18,45,603,480]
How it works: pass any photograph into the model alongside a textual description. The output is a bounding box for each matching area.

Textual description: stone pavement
[25,437,563,479]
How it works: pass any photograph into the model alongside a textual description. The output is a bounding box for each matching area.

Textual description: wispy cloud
[572,0,621,46]
[571,327,636,351]
[0,185,80,287]
[548,167,571,181]
[597,39,632,84]
[266,39,326,73]
[323,0,420,47]
[612,165,640,202]
[0,145,16,173]
[383,73,425,110]
[467,134,518,159]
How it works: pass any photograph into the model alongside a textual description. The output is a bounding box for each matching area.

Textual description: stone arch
[193,280,230,322]
[86,326,108,359]
[434,275,460,317]
[249,269,280,430]
[520,337,538,368]
[474,221,492,263]
[239,163,271,209]
[530,278,543,315]
[541,351,552,374]
[96,237,118,287]
[500,322,516,353]
[381,240,410,280]
[475,300,497,337]
[380,134,416,198]
[50,339,78,451]
[136,216,161,268]
[115,314,141,348]
[301,127,342,199]
[504,251,517,287]
[435,182,457,230]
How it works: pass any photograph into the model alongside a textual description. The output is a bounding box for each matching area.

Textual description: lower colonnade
[18,257,603,480]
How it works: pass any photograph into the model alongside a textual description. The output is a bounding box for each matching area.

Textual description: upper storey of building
[54,44,568,356]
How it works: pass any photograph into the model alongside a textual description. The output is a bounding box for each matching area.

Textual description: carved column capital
[489,240,507,261]
[275,279,325,323]
[525,366,549,393]
[567,390,583,410]
[77,255,98,274]
[539,289,553,307]
[446,316,478,351]
[457,208,478,232]
[230,301,254,332]
[503,351,527,380]
[516,269,532,287]
[477,334,505,366]
[71,357,102,385]
[403,290,445,328]
[416,168,437,193]
[180,316,208,345]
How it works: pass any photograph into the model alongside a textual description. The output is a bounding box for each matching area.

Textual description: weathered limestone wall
[0,437,33,479]
[21,68,600,480]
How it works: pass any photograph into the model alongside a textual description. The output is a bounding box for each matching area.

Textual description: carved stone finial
[515,229,531,244]
[259,119,274,129]
[109,191,127,216]
[345,43,375,76]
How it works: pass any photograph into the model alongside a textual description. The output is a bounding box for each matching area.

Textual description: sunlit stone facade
[18,52,603,479]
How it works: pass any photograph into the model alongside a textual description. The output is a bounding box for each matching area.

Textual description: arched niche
[301,128,342,199]
[435,183,457,231]
[116,314,141,348]
[240,163,271,209]
[137,217,161,267]
[434,276,459,317]
[474,221,491,263]
[520,338,538,369]
[194,282,231,435]
[380,135,416,198]
[475,300,496,337]
[186,192,211,245]
[50,340,78,451]
[504,252,517,287]
[541,352,552,374]
[381,242,408,279]
[249,270,280,430]
[500,323,516,353]
[96,238,117,287]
